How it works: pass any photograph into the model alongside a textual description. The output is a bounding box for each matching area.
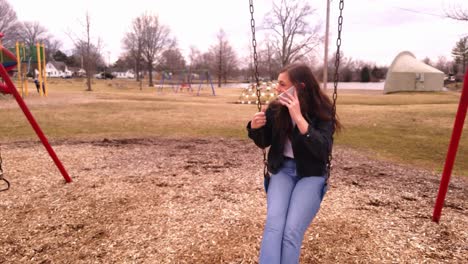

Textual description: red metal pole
[432,70,468,223]
[0,83,9,94]
[0,64,72,183]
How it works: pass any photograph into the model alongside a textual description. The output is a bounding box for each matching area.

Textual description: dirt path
[0,137,466,263]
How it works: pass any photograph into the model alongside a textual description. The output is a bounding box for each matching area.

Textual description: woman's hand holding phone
[278,85,308,133]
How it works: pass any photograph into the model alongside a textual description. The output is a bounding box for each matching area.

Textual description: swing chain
[249,0,261,112]
[328,0,344,177]
[249,0,268,177]
[0,145,10,192]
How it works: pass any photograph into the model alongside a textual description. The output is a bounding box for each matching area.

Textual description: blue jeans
[259,160,327,264]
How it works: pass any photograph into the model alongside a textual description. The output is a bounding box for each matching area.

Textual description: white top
[283,138,294,158]
[283,118,296,158]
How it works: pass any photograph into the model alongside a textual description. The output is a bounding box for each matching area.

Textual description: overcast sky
[9,0,468,67]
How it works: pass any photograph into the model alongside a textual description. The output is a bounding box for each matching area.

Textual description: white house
[112,70,135,79]
[46,61,72,78]
[69,67,86,77]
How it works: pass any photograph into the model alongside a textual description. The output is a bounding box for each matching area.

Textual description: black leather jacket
[247,107,333,177]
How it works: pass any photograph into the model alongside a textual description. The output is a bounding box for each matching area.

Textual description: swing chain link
[0,145,10,192]
[249,0,268,176]
[249,0,262,113]
[328,0,344,178]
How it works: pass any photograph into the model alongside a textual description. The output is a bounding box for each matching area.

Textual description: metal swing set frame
[0,34,71,192]
[247,0,467,223]
[0,3,466,224]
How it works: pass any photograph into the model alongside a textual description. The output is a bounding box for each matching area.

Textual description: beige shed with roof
[384,51,444,94]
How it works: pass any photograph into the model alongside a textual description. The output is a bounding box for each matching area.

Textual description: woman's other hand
[251,110,267,129]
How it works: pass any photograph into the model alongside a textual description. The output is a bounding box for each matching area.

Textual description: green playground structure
[13,41,48,97]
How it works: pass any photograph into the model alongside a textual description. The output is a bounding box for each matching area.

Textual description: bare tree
[43,38,62,62]
[210,29,238,87]
[158,47,186,73]
[452,36,468,76]
[123,16,144,82]
[190,50,212,70]
[84,13,93,91]
[327,51,357,82]
[0,0,22,47]
[187,46,200,81]
[188,47,214,83]
[188,46,200,69]
[258,35,281,80]
[445,4,468,21]
[73,41,105,71]
[264,40,278,80]
[112,55,134,71]
[223,48,238,84]
[139,13,173,87]
[263,0,322,67]
[67,12,103,91]
[187,47,201,70]
[434,56,454,74]
[16,20,61,63]
[19,21,49,47]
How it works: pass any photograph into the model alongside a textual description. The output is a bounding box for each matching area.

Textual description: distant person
[34,78,45,94]
[246,63,341,263]
[34,78,40,93]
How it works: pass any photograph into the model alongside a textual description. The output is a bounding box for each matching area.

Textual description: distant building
[68,67,86,77]
[112,70,135,79]
[45,61,72,78]
[384,51,444,94]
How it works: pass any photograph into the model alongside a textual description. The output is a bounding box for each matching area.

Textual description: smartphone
[278,86,295,99]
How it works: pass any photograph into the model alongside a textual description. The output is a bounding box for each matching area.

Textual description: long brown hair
[268,63,341,142]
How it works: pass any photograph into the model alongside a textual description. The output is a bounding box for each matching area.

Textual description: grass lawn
[336,91,466,176]
[1,78,466,176]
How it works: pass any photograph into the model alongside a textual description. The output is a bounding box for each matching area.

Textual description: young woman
[247,63,340,263]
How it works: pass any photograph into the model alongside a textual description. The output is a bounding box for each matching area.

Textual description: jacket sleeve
[294,117,334,162]
[246,108,273,148]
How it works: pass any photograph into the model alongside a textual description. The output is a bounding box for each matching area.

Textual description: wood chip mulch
[0,137,466,263]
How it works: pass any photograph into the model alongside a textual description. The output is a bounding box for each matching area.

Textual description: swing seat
[0,177,10,192]
[264,174,270,193]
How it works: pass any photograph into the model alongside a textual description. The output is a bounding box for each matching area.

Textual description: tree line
[1,0,467,91]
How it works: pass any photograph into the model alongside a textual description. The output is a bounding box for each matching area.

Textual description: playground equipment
[13,41,48,97]
[158,70,216,96]
[15,42,28,96]
[0,145,9,192]
[238,81,276,104]
[0,34,48,97]
[0,33,71,187]
[0,33,17,72]
[247,0,465,224]
[433,69,468,223]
